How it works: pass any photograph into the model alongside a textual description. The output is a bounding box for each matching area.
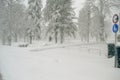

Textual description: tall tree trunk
[30,32,32,44]
[54,26,58,44]
[14,33,18,42]
[2,36,5,45]
[7,35,12,46]
[2,32,6,45]
[24,36,26,42]
[49,36,52,42]
[99,15,105,41]
[87,8,90,43]
[99,0,105,42]
[60,28,64,44]
[38,27,41,40]
[55,31,58,44]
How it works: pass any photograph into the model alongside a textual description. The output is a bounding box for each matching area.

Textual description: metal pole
[114,13,120,68]
[115,33,117,67]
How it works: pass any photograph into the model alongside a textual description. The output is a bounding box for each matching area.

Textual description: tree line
[0,0,119,46]
[78,0,120,42]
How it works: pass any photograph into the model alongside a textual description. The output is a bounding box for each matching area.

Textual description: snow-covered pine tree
[79,0,112,42]
[44,0,77,44]
[3,0,14,46]
[27,0,42,43]
[0,0,5,45]
[90,5,101,41]
[11,3,25,42]
[91,0,120,42]
[95,0,110,41]
[78,7,88,42]
[78,0,93,42]
[0,0,25,45]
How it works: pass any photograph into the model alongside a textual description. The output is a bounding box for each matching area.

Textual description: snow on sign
[113,14,119,23]
[112,24,118,33]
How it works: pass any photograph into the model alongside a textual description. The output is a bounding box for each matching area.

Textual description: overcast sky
[23,0,86,17]
[72,0,85,16]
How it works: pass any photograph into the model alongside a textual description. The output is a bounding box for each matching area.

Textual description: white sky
[23,0,86,17]
[72,0,85,17]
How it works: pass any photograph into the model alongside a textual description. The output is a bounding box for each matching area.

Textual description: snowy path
[0,44,120,80]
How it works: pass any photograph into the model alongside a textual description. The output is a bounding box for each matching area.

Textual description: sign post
[112,14,119,68]
[115,32,117,67]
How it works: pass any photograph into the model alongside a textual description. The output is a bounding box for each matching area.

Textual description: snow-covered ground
[0,42,120,80]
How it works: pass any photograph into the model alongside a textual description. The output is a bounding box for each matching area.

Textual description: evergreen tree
[27,0,42,43]
[78,0,93,42]
[44,0,77,44]
[97,0,110,41]
[0,0,25,45]
[78,0,112,42]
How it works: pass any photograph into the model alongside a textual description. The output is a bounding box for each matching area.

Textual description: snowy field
[0,42,120,80]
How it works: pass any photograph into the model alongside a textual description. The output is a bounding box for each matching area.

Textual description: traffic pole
[112,14,119,68]
[115,32,117,67]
